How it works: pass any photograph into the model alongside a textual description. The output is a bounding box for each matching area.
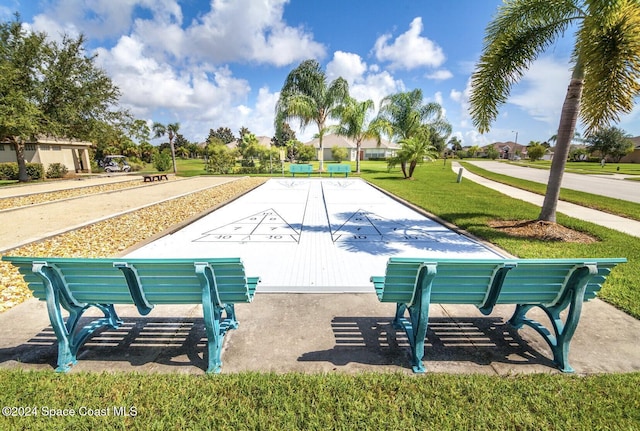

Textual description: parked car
[100,155,131,173]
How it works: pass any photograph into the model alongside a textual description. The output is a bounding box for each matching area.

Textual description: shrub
[46,163,68,179]
[0,163,19,180]
[26,163,44,180]
[0,162,43,180]
[153,150,172,172]
[331,146,348,163]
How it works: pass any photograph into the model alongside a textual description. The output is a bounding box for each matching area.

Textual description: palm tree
[331,97,379,173]
[152,122,180,173]
[275,59,349,171]
[469,0,640,222]
[376,89,451,177]
[389,127,440,179]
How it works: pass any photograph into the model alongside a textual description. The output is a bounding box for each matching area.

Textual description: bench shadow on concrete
[298,316,557,370]
[0,317,211,372]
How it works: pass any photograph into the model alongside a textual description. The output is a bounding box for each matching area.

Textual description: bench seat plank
[371,257,626,373]
[3,256,259,374]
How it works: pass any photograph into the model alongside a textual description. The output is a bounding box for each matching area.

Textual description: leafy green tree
[468,145,480,158]
[208,127,236,145]
[586,126,634,162]
[527,141,547,161]
[448,136,463,153]
[296,144,316,162]
[275,59,349,171]
[469,0,640,222]
[0,16,122,181]
[485,146,500,160]
[205,144,237,174]
[152,122,179,173]
[332,97,379,173]
[271,122,297,147]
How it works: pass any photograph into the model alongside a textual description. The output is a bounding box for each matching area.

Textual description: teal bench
[371,257,626,373]
[289,164,313,177]
[2,256,260,374]
[327,164,351,177]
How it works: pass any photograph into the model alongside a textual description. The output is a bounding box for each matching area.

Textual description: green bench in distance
[327,164,351,177]
[371,257,626,373]
[2,256,260,374]
[289,164,313,177]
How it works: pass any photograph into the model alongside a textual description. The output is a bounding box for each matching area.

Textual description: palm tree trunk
[356,141,361,173]
[539,65,584,222]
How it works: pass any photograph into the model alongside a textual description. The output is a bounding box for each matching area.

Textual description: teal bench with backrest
[371,257,626,373]
[2,256,259,374]
[327,164,351,177]
[289,164,313,177]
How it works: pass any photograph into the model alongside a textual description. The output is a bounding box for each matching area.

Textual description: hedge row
[0,162,45,180]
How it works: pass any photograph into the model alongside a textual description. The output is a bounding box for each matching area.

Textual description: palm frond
[469,0,583,132]
[579,0,640,133]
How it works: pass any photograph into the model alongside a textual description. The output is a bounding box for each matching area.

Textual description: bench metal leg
[195,263,240,374]
[32,263,123,372]
[508,264,597,373]
[392,264,437,373]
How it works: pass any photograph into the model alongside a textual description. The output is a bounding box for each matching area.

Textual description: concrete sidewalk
[0,173,638,376]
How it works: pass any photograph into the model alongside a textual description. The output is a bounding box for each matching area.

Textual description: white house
[306,134,399,161]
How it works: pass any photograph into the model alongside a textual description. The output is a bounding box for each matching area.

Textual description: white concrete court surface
[127,178,506,292]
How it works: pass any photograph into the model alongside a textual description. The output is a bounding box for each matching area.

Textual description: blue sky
[3,0,639,146]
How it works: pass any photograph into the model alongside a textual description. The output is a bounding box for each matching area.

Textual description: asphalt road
[465,161,640,204]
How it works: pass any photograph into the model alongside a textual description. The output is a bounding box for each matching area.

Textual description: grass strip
[0,370,638,430]
[459,162,640,222]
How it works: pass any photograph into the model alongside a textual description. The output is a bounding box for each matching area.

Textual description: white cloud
[326,51,367,84]
[426,69,453,81]
[183,0,325,66]
[326,51,404,111]
[373,17,446,70]
[508,56,572,125]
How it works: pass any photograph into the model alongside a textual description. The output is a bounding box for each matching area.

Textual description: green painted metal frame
[289,164,313,177]
[2,256,259,374]
[372,257,626,374]
[327,164,351,177]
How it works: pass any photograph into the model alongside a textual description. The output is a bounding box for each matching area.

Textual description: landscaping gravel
[0,177,267,312]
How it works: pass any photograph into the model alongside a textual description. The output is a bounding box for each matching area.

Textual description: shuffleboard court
[127,178,505,292]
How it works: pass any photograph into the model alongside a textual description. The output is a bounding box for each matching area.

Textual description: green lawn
[1,159,639,430]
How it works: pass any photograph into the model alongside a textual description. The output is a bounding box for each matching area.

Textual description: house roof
[630,136,640,150]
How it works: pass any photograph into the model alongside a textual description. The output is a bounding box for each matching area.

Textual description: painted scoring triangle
[194,208,300,243]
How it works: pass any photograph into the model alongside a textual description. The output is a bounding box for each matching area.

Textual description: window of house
[52,146,61,151]
[0,145,4,151]
[25,144,36,151]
